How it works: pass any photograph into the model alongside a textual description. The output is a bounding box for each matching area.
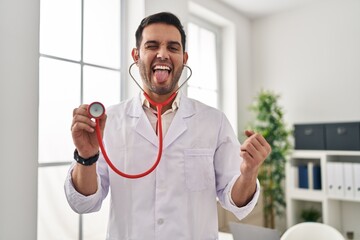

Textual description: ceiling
[218,0,325,19]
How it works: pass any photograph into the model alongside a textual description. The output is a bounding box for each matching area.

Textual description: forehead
[141,23,182,45]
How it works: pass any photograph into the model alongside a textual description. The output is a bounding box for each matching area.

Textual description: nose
[156,45,169,60]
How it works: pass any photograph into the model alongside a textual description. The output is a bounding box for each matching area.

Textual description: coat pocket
[184,149,215,191]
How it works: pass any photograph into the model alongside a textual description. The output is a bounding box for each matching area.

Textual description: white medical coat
[65,93,260,240]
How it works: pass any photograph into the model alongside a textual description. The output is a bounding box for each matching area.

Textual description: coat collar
[126,92,195,148]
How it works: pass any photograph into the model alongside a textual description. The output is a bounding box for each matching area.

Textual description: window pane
[83,194,110,239]
[188,87,218,109]
[39,57,80,163]
[83,66,120,107]
[40,0,81,60]
[37,166,79,240]
[83,0,121,68]
[198,28,217,90]
[187,23,201,88]
[187,22,218,108]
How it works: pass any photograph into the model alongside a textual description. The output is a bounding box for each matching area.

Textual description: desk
[219,232,234,240]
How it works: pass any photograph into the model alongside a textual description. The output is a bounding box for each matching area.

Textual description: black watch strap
[74,149,99,166]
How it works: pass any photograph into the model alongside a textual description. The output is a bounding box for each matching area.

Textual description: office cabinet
[286,150,360,239]
[325,122,360,150]
[294,124,326,150]
[294,122,360,151]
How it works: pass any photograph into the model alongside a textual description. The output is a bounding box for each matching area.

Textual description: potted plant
[248,89,292,228]
[300,207,321,222]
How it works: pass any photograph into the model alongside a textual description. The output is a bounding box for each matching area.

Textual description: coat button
[157,218,164,225]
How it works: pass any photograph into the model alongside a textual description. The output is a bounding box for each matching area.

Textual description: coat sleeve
[214,113,260,220]
[64,154,110,214]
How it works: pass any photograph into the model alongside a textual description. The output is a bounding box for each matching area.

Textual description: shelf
[327,196,360,203]
[287,199,323,225]
[288,189,324,201]
[293,150,360,157]
[286,150,360,237]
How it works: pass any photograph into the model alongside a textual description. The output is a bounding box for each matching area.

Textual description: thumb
[244,130,255,137]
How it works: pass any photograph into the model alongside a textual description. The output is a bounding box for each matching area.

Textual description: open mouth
[152,65,172,83]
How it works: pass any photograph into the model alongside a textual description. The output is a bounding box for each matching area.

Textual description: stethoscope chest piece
[88,102,105,119]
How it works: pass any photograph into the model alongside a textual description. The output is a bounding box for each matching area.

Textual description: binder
[327,162,335,196]
[343,162,354,198]
[327,162,344,197]
[334,162,344,197]
[354,163,360,199]
[312,164,322,190]
[308,162,313,189]
[298,165,308,189]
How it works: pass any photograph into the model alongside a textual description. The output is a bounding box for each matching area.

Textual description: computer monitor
[229,222,280,240]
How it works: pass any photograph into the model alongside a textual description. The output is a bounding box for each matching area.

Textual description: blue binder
[313,165,322,190]
[298,165,309,188]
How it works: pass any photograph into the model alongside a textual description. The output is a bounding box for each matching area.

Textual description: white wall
[190,0,252,138]
[0,0,39,239]
[251,0,360,126]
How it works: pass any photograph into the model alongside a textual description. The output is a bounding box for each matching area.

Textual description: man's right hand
[71,104,107,158]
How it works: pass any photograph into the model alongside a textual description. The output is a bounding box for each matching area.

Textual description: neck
[144,91,177,114]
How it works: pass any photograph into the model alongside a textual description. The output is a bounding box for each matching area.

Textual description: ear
[183,52,188,65]
[131,48,139,63]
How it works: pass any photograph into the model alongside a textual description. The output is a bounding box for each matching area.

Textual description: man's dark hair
[135,12,186,52]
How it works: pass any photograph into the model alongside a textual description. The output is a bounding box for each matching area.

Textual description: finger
[244,130,255,137]
[240,150,254,162]
[252,133,272,154]
[252,133,268,146]
[243,132,272,155]
[71,114,96,131]
[73,104,90,117]
[241,137,270,161]
[73,113,96,126]
[241,133,263,150]
[241,142,262,161]
[72,121,95,133]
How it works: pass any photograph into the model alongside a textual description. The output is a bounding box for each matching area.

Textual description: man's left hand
[240,130,271,178]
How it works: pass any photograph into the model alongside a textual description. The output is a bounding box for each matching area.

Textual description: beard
[137,59,183,95]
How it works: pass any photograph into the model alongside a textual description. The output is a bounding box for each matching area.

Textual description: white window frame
[187,14,223,110]
[38,0,125,239]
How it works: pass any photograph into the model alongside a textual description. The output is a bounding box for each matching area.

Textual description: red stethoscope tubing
[92,91,177,179]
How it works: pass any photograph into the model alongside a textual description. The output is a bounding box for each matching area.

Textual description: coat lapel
[126,93,196,149]
[163,95,195,149]
[127,94,158,147]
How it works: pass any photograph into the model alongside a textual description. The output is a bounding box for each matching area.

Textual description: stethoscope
[88,62,192,179]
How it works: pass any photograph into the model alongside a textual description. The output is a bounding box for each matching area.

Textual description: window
[38,0,122,239]
[187,16,221,109]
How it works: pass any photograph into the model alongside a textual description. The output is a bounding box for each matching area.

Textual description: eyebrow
[168,41,182,47]
[144,40,182,48]
[144,40,159,45]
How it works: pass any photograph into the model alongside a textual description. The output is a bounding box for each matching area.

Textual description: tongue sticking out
[154,70,169,83]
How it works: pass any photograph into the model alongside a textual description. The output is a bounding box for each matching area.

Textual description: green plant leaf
[247,89,292,228]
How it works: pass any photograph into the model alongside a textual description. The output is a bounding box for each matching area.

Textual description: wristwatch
[74,149,99,166]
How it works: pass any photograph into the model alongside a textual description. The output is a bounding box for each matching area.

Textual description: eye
[145,45,158,50]
[169,46,180,52]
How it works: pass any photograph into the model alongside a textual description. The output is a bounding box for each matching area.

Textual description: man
[65,12,271,239]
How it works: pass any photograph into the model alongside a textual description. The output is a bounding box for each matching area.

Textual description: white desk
[219,232,234,240]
